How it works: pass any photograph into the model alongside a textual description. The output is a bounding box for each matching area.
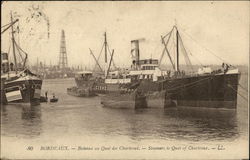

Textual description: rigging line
[159,48,165,66]
[162,30,172,39]
[161,27,175,68]
[184,46,203,66]
[107,43,116,68]
[106,50,114,78]
[160,39,175,67]
[13,39,24,61]
[1,22,13,28]
[178,34,193,71]
[238,83,248,92]
[16,46,24,63]
[17,21,20,45]
[178,27,230,64]
[228,84,248,102]
[7,43,11,60]
[238,88,248,94]
[93,43,105,71]
[167,40,175,64]
[1,19,19,34]
[13,39,28,68]
[172,32,176,66]
[14,38,28,57]
[6,32,12,54]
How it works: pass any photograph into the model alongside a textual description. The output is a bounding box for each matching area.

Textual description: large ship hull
[145,90,176,108]
[162,71,240,109]
[100,92,136,109]
[135,70,240,109]
[1,77,42,106]
[100,90,147,109]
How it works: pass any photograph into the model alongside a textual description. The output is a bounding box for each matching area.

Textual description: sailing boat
[1,13,43,105]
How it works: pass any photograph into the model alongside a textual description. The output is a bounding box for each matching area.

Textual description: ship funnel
[1,52,9,73]
[131,40,140,69]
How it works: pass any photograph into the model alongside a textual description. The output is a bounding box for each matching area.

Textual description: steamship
[99,26,240,109]
[1,13,42,106]
[74,33,150,108]
[141,26,240,109]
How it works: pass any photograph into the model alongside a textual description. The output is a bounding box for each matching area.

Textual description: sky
[1,1,249,69]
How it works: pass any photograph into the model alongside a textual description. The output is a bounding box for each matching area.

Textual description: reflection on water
[163,107,238,141]
[1,105,42,139]
[21,105,41,120]
[0,78,247,143]
[121,107,238,142]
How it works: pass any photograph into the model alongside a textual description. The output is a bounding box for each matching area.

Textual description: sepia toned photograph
[1,1,249,159]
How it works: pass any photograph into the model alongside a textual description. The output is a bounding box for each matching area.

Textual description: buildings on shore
[29,63,83,79]
[29,30,83,79]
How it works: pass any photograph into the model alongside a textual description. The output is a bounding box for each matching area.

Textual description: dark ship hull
[67,86,96,97]
[100,89,147,109]
[163,71,240,109]
[134,70,240,109]
[139,71,240,109]
[1,76,42,106]
[145,90,175,108]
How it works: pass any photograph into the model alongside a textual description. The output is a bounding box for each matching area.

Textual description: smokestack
[131,40,140,69]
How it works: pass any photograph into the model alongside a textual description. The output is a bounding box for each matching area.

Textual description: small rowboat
[50,97,58,103]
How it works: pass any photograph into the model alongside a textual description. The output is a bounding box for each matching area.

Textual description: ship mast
[106,49,114,78]
[104,32,108,77]
[89,32,115,75]
[10,12,17,73]
[176,28,179,72]
[160,26,192,72]
[104,32,107,63]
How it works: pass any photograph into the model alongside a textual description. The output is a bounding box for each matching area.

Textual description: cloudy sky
[1,1,249,68]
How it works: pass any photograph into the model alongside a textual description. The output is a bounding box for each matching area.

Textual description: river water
[1,77,248,159]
